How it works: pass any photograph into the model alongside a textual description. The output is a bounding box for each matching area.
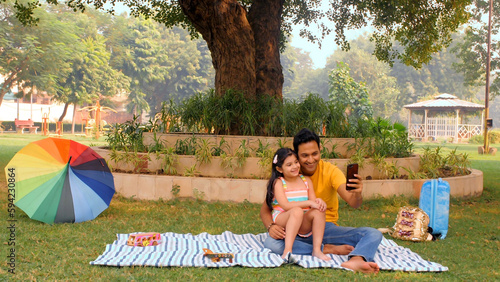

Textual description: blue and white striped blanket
[90,231,448,272]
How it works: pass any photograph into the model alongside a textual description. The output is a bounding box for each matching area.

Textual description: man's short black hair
[293,128,320,153]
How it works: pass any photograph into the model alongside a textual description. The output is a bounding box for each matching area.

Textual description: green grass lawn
[0,134,498,280]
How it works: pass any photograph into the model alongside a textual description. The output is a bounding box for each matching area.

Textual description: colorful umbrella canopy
[5,138,115,224]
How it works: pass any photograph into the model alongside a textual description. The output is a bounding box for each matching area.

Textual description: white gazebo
[404,94,485,143]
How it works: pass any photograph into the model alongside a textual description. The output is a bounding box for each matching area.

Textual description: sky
[289,25,373,69]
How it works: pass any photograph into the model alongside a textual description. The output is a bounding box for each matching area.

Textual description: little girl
[265,148,331,261]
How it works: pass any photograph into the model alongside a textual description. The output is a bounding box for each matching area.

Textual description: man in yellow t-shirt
[260,128,382,274]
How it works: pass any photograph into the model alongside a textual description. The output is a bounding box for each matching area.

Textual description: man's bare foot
[323,244,354,255]
[341,256,379,274]
[312,250,332,261]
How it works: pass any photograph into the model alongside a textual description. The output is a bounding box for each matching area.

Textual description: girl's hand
[309,200,320,210]
[315,198,327,212]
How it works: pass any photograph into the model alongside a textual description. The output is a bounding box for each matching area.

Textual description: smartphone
[346,163,359,191]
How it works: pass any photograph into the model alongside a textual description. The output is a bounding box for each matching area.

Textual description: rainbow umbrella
[5,138,115,224]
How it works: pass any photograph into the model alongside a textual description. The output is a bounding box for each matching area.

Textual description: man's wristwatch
[267,222,276,231]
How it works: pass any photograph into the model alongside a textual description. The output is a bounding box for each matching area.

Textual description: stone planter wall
[94,147,420,180]
[113,169,483,202]
[102,133,484,202]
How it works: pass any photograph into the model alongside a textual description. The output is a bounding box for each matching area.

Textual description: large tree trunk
[179,0,284,100]
[179,0,257,98]
[248,0,284,100]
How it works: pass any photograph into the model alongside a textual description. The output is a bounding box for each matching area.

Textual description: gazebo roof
[403,94,484,111]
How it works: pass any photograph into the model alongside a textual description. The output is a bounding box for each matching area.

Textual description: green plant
[418,146,445,179]
[348,144,367,169]
[158,99,182,133]
[296,93,328,134]
[184,164,200,177]
[235,139,251,168]
[109,149,150,173]
[148,132,166,153]
[220,152,236,176]
[277,137,288,149]
[490,130,500,143]
[256,139,274,178]
[386,160,400,179]
[401,167,427,179]
[212,137,229,156]
[171,184,180,197]
[469,130,500,144]
[418,146,471,178]
[443,148,470,176]
[320,139,340,159]
[369,152,387,178]
[175,135,198,155]
[192,188,205,201]
[157,147,178,175]
[195,139,213,164]
[105,115,147,152]
[368,118,413,158]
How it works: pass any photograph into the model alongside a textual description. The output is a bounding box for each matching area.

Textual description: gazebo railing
[409,120,482,140]
[458,124,482,139]
[409,124,425,138]
[427,117,456,138]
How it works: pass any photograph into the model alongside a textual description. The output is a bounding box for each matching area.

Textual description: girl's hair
[265,148,298,210]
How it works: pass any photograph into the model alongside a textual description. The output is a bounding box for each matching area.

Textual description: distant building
[1,75,135,127]
[404,94,485,143]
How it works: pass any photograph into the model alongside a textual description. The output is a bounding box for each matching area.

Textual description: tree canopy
[7,0,473,99]
[1,2,214,113]
[452,0,499,98]
[0,0,78,106]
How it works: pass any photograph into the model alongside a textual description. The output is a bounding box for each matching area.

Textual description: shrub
[418,146,471,178]
[468,130,500,144]
[106,115,147,152]
[106,89,414,159]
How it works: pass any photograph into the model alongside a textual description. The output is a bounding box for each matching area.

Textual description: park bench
[15,119,39,134]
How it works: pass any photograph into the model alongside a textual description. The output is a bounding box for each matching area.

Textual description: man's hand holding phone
[346,163,362,192]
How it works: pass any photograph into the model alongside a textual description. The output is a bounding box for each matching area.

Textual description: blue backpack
[419,178,450,239]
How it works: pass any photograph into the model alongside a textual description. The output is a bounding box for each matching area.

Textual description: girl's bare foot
[312,250,332,261]
[281,252,290,260]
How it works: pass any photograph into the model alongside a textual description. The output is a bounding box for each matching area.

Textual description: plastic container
[419,178,450,239]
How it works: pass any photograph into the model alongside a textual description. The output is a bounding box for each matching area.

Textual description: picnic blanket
[90,231,448,272]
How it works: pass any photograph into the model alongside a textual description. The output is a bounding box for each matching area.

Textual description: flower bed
[143,132,358,158]
[100,133,481,201]
[94,147,420,180]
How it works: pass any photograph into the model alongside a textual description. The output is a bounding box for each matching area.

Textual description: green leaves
[0,1,79,105]
[328,62,373,124]
[418,146,471,178]
[452,0,499,98]
[331,0,471,68]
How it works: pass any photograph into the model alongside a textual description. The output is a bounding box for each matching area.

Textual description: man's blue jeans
[263,222,383,262]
